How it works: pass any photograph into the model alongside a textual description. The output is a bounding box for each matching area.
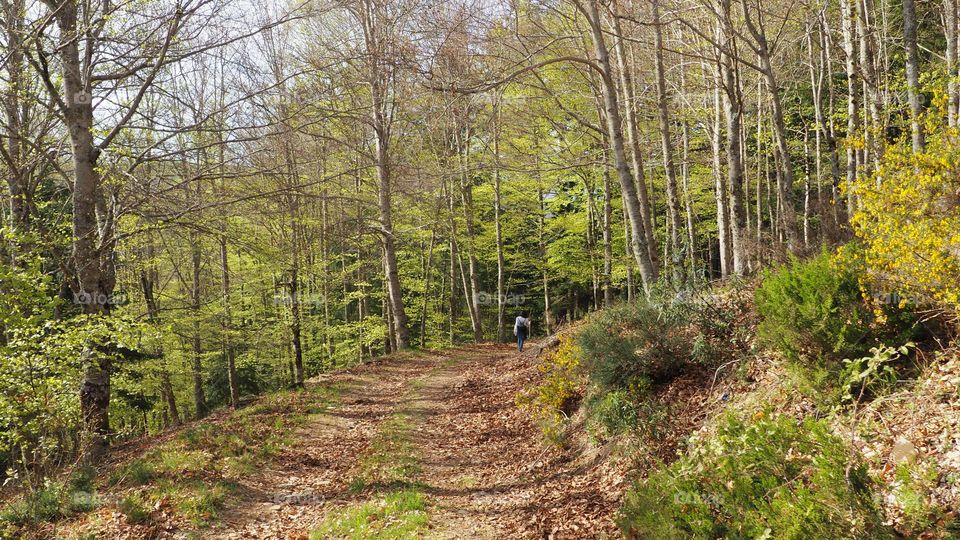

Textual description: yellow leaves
[847,133,960,309]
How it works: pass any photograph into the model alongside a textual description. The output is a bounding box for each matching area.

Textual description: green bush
[756,251,872,368]
[0,481,66,525]
[586,390,638,440]
[576,302,691,392]
[618,413,890,539]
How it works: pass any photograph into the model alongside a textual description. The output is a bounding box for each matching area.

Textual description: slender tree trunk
[190,229,207,418]
[718,4,746,273]
[678,61,697,277]
[742,1,798,248]
[218,128,239,407]
[652,0,685,285]
[802,125,812,246]
[492,97,507,342]
[219,233,239,405]
[455,129,484,342]
[621,195,635,302]
[602,158,614,305]
[857,0,883,169]
[582,0,658,293]
[447,179,458,345]
[419,228,436,348]
[139,251,180,427]
[362,2,411,349]
[538,184,553,334]
[289,230,304,386]
[611,2,659,267]
[841,0,861,217]
[1,0,31,261]
[903,0,924,151]
[947,0,959,127]
[712,74,731,277]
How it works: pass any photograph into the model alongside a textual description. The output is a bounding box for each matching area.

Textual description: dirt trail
[210,343,622,539]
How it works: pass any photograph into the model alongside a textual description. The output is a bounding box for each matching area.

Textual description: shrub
[841,343,914,403]
[0,480,66,525]
[756,251,872,369]
[585,389,638,441]
[516,334,582,444]
[892,461,941,536]
[576,302,690,392]
[618,413,890,539]
[848,130,960,309]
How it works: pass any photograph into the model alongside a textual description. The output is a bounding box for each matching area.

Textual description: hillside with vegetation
[1,0,959,538]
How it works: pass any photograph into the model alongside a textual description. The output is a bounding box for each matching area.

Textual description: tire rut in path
[212,351,443,539]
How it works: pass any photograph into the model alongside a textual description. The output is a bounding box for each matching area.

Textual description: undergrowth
[618,412,890,539]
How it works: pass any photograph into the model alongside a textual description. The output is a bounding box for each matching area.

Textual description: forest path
[208,343,620,539]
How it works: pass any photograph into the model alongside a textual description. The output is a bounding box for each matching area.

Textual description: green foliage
[618,413,890,539]
[756,251,872,367]
[0,472,101,528]
[577,302,691,391]
[757,251,920,400]
[0,480,67,525]
[585,389,638,441]
[841,343,914,403]
[892,461,941,535]
[176,482,230,526]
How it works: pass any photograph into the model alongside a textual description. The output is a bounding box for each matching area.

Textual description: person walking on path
[514,311,531,352]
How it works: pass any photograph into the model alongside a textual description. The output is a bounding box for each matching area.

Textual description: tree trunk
[419,228,436,348]
[538,184,553,334]
[582,0,658,294]
[47,0,116,462]
[190,229,207,418]
[219,141,239,407]
[611,2,659,267]
[947,0,959,127]
[456,128,484,342]
[362,2,411,350]
[652,0,686,285]
[139,258,180,427]
[602,159,614,306]
[718,3,746,274]
[742,0,798,248]
[492,97,507,341]
[904,0,924,151]
[712,76,731,277]
[841,0,860,217]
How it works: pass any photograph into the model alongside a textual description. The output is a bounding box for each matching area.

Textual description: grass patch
[310,489,428,540]
[314,383,430,538]
[353,413,420,488]
[118,493,151,525]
